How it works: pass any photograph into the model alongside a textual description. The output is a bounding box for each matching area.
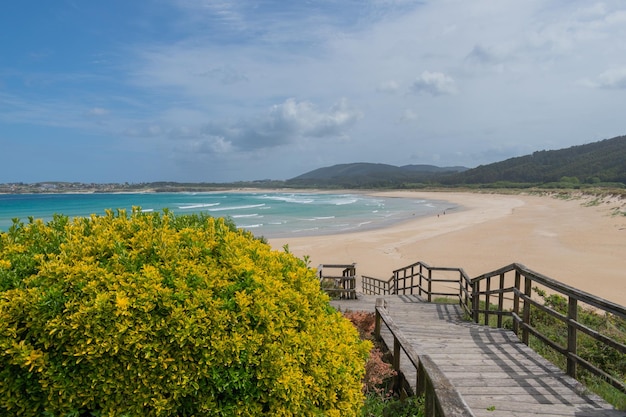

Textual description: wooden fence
[363,261,626,396]
[317,263,357,299]
[470,263,626,394]
[362,261,473,317]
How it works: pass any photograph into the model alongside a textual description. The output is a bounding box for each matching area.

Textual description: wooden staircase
[379,296,623,416]
[332,294,624,416]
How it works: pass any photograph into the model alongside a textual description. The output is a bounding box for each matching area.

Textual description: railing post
[522,276,532,345]
[427,269,433,302]
[458,271,463,306]
[424,374,434,417]
[497,273,505,328]
[395,271,399,295]
[416,360,425,396]
[567,296,578,378]
[393,336,401,393]
[374,298,384,340]
[513,270,521,335]
[484,276,491,326]
[472,280,479,323]
[418,264,423,297]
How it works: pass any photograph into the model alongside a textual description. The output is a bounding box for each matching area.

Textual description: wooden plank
[334,295,624,416]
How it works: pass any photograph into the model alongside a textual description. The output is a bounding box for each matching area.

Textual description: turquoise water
[0,192,454,238]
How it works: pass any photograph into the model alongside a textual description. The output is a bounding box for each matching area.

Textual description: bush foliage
[342,311,395,396]
[0,210,370,416]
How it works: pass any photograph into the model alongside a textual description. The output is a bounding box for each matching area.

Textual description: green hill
[287,163,467,188]
[444,135,626,186]
[286,135,626,188]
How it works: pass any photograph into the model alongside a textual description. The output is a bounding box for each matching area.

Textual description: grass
[432,296,459,304]
[360,395,424,417]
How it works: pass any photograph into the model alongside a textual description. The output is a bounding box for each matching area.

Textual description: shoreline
[269,190,626,306]
[2,188,625,305]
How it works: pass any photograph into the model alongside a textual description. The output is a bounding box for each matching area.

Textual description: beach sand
[269,191,626,306]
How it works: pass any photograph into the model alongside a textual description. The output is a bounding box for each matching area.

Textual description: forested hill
[286,163,467,187]
[442,135,626,186]
[286,135,626,188]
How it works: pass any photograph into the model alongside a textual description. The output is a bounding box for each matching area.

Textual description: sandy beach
[269,191,626,306]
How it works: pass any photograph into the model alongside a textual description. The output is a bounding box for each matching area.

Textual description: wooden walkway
[332,294,625,417]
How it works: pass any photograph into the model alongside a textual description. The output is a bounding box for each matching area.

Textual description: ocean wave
[231,214,261,219]
[261,194,315,204]
[239,224,263,229]
[208,204,266,212]
[292,227,319,233]
[301,216,336,221]
[178,203,221,209]
[332,199,357,206]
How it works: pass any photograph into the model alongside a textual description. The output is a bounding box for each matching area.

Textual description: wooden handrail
[363,260,626,396]
[374,299,475,417]
[471,263,626,394]
[318,263,357,299]
[362,262,472,316]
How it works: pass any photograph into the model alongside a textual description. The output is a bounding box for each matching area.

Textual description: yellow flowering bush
[0,210,369,416]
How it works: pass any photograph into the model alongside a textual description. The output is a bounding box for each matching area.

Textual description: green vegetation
[341,311,424,417]
[432,297,458,304]
[285,135,626,189]
[0,210,370,416]
[528,289,626,410]
[3,135,626,192]
[475,291,626,410]
[443,135,626,186]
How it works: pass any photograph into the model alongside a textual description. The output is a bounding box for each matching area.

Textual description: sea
[0,192,454,238]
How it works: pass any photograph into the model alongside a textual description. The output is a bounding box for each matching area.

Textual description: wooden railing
[362,262,473,317]
[317,263,357,299]
[362,274,395,295]
[374,299,475,417]
[364,261,626,396]
[471,263,626,395]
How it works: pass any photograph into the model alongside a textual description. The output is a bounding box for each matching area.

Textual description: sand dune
[269,191,626,306]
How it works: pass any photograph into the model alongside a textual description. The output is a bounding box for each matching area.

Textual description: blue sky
[2,0,626,183]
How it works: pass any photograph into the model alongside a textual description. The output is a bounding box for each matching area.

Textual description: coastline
[2,188,624,305]
[268,190,626,306]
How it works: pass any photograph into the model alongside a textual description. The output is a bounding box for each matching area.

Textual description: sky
[1,1,626,183]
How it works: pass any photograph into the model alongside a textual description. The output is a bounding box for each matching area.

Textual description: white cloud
[377,80,401,94]
[409,71,457,96]
[399,109,417,123]
[6,0,626,182]
[596,68,626,89]
[187,98,363,153]
[190,135,234,154]
[256,98,361,142]
[88,107,108,116]
[580,67,626,89]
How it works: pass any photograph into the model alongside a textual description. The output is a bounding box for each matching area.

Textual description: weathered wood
[337,295,623,416]
[363,262,626,393]
[374,299,475,416]
[472,263,626,394]
[318,263,357,299]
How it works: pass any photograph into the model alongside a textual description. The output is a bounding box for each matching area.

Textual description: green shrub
[0,210,370,416]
